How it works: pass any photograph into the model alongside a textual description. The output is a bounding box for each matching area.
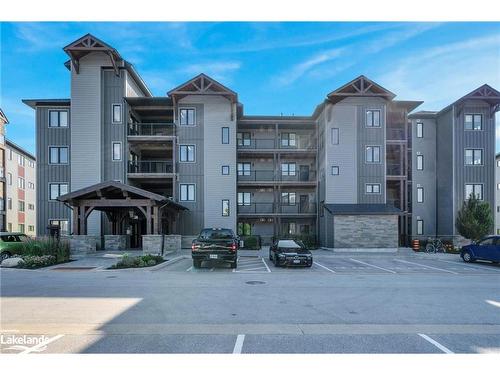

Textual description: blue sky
[1,22,499,154]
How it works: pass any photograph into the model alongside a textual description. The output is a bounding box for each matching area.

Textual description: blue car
[460,236,500,263]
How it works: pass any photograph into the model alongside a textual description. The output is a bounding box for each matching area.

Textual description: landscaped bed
[10,237,71,269]
[108,254,165,269]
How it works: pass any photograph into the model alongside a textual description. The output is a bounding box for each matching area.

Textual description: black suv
[191,228,238,269]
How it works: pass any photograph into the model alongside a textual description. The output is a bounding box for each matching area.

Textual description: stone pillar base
[68,235,98,259]
[181,235,197,249]
[164,235,181,252]
[104,235,129,250]
[142,235,163,255]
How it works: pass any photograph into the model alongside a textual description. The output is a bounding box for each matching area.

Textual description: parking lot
[1,248,500,354]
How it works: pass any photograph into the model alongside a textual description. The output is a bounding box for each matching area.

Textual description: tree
[455,195,493,241]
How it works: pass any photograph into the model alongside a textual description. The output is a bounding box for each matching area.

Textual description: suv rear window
[1,235,24,242]
[199,229,234,240]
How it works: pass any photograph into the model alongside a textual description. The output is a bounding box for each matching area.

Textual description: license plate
[293,259,301,264]
[209,254,218,259]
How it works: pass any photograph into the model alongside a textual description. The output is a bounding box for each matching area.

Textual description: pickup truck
[191,228,239,269]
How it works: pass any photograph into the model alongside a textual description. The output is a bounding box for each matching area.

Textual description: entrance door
[299,195,309,213]
[299,165,309,181]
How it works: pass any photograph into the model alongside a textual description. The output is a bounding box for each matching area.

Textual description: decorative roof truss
[327,75,396,104]
[454,84,500,116]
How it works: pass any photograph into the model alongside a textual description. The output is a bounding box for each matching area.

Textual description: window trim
[237,162,251,176]
[17,177,25,190]
[416,219,424,235]
[179,107,196,126]
[281,162,297,176]
[366,109,381,128]
[179,144,196,163]
[417,186,424,203]
[48,182,69,201]
[221,165,230,175]
[48,109,69,128]
[416,122,424,138]
[465,183,484,201]
[48,146,69,165]
[179,183,196,202]
[281,192,297,206]
[281,132,297,148]
[464,113,483,131]
[365,145,381,164]
[111,103,123,124]
[237,192,251,206]
[365,183,381,195]
[464,148,484,166]
[221,127,230,145]
[237,132,251,147]
[331,166,339,175]
[112,141,122,162]
[331,128,339,145]
[416,154,424,171]
[222,199,230,217]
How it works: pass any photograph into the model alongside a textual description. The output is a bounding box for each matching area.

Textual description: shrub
[14,237,70,263]
[18,255,57,269]
[110,254,164,269]
[456,196,494,241]
[240,236,260,250]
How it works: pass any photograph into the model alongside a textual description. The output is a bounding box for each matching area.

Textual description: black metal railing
[237,169,317,182]
[128,123,174,136]
[128,160,173,174]
[237,136,317,150]
[237,202,317,214]
[386,128,406,141]
[386,163,404,176]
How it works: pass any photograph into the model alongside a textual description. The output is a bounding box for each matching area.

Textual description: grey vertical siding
[36,106,72,235]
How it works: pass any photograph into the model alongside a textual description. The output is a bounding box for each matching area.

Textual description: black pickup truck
[191,228,239,269]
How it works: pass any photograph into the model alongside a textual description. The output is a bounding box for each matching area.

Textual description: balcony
[237,136,317,151]
[237,170,317,184]
[127,160,174,178]
[128,123,174,137]
[386,128,406,141]
[237,202,317,215]
[387,163,404,176]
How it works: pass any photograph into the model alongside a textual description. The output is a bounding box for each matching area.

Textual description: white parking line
[486,300,500,308]
[437,259,500,272]
[418,333,454,354]
[261,258,271,273]
[394,259,458,274]
[313,261,336,273]
[19,334,65,354]
[186,266,193,272]
[232,334,245,354]
[349,258,396,274]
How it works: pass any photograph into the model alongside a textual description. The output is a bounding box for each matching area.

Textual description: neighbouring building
[5,140,37,236]
[0,108,8,231]
[496,153,500,235]
[22,33,499,251]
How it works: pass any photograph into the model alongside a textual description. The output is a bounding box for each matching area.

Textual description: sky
[1,22,499,154]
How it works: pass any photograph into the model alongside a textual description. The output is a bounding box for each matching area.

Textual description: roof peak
[327,75,396,104]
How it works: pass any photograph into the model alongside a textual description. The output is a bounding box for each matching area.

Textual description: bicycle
[425,237,446,253]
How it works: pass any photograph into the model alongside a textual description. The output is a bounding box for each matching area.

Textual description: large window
[180,184,195,201]
[237,222,252,236]
[112,142,122,161]
[18,177,25,190]
[465,184,483,200]
[49,183,69,200]
[49,146,69,164]
[366,110,381,127]
[237,192,251,206]
[365,146,381,163]
[222,200,230,216]
[237,162,251,176]
[416,219,424,235]
[465,149,483,165]
[49,219,68,235]
[112,104,122,124]
[237,132,251,147]
[416,122,424,138]
[417,187,424,203]
[179,108,196,126]
[365,183,381,194]
[281,133,296,147]
[222,127,230,144]
[465,114,482,130]
[281,192,296,205]
[281,162,296,176]
[179,145,195,162]
[416,155,424,170]
[331,128,339,145]
[49,110,68,128]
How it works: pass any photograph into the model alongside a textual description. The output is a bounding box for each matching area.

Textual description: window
[179,108,195,126]
[416,219,424,235]
[465,114,482,130]
[416,155,424,170]
[7,198,12,210]
[417,187,424,203]
[237,192,251,206]
[7,173,12,185]
[465,149,483,165]
[7,223,12,232]
[281,162,296,176]
[112,104,122,124]
[28,225,35,232]
[237,132,251,147]
[49,183,69,200]
[49,219,68,235]
[18,224,25,234]
[497,160,500,167]
[222,127,230,144]
[284,222,297,235]
[365,146,381,163]
[281,192,296,205]
[497,183,500,190]
[18,201,25,212]
[365,183,381,194]
[179,145,195,162]
[416,122,424,138]
[366,110,381,127]
[237,162,251,176]
[180,184,195,201]
[8,149,12,160]
[221,165,230,175]
[331,128,339,145]
[28,203,35,210]
[29,160,35,168]
[49,110,68,128]
[28,182,35,190]
[18,177,25,190]
[112,142,122,161]
[18,154,25,166]
[238,222,252,236]
[49,146,69,164]
[281,133,296,147]
[222,199,230,216]
[465,184,483,200]
[331,166,339,175]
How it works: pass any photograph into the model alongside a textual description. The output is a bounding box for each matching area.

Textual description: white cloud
[14,23,71,52]
[178,61,241,83]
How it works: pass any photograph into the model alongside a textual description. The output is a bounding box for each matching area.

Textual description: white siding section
[70,52,109,235]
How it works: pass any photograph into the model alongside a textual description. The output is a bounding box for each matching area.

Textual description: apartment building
[5,140,37,235]
[496,153,500,235]
[409,86,500,240]
[23,34,499,249]
[0,108,8,231]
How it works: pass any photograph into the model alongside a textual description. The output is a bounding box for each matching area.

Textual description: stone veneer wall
[67,235,98,258]
[333,214,399,248]
[104,235,129,250]
[142,235,182,255]
[181,235,197,249]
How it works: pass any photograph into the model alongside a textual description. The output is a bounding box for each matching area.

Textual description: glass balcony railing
[237,170,317,182]
[128,123,174,136]
[128,160,173,174]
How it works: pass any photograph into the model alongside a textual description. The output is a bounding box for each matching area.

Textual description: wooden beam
[77,199,153,207]
[153,206,159,234]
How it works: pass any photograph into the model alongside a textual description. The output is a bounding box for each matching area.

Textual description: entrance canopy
[57,181,187,235]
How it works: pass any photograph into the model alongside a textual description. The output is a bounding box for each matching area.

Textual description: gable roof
[438,84,500,116]
[0,108,8,124]
[167,73,238,103]
[327,75,396,104]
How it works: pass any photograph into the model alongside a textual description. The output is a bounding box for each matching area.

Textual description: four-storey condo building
[23,34,499,249]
